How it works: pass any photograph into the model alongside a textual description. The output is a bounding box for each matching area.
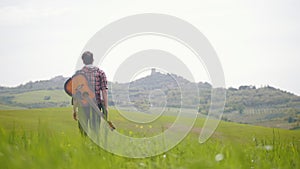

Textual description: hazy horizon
[1,70,299,97]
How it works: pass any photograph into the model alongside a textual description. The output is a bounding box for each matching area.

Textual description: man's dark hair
[82,51,94,65]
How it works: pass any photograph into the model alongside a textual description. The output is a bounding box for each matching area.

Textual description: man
[73,51,109,134]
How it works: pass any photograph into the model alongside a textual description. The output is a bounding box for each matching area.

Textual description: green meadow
[0,107,299,169]
[11,90,70,104]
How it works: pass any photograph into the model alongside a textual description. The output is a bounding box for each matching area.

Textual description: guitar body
[64,73,95,106]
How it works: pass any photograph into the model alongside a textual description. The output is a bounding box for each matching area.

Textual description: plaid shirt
[77,65,108,104]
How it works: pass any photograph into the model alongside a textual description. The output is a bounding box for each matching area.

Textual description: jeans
[78,104,101,135]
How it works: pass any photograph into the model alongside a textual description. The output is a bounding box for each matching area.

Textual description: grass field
[0,104,25,110]
[0,90,70,109]
[11,90,70,104]
[0,107,299,169]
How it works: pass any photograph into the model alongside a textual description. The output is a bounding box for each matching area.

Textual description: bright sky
[0,0,299,95]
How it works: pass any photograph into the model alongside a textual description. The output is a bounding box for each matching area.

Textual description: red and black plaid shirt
[77,65,108,104]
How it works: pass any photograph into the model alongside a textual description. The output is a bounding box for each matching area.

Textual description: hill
[0,76,70,108]
[0,76,68,93]
[0,72,299,129]
[110,70,300,129]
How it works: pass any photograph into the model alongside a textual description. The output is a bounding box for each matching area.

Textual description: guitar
[64,73,115,130]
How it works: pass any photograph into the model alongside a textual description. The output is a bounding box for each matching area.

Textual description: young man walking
[73,51,109,134]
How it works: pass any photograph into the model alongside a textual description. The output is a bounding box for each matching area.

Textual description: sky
[0,0,299,95]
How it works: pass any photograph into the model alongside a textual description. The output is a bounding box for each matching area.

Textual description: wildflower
[163,154,167,158]
[140,125,143,129]
[149,125,152,129]
[139,162,146,167]
[264,145,273,151]
[215,153,224,162]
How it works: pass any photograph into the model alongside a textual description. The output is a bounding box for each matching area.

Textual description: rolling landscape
[0,71,299,129]
[0,71,300,168]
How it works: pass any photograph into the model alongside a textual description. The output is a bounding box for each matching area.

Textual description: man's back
[77,65,107,105]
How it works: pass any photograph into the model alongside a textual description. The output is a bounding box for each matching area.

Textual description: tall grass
[0,108,299,169]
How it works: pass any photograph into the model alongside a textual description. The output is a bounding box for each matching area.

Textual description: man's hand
[105,107,109,115]
[73,112,77,121]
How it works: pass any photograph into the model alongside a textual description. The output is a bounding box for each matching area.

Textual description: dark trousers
[78,104,102,136]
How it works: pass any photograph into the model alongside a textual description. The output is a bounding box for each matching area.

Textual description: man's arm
[101,89,109,118]
[99,69,109,118]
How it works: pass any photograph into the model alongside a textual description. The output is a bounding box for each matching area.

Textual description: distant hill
[0,76,68,94]
[0,76,70,109]
[0,71,299,129]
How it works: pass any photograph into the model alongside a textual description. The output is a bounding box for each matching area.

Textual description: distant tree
[239,85,250,90]
[288,116,296,123]
[222,116,230,122]
[44,96,51,100]
[238,105,245,114]
[238,85,256,90]
[228,87,238,91]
